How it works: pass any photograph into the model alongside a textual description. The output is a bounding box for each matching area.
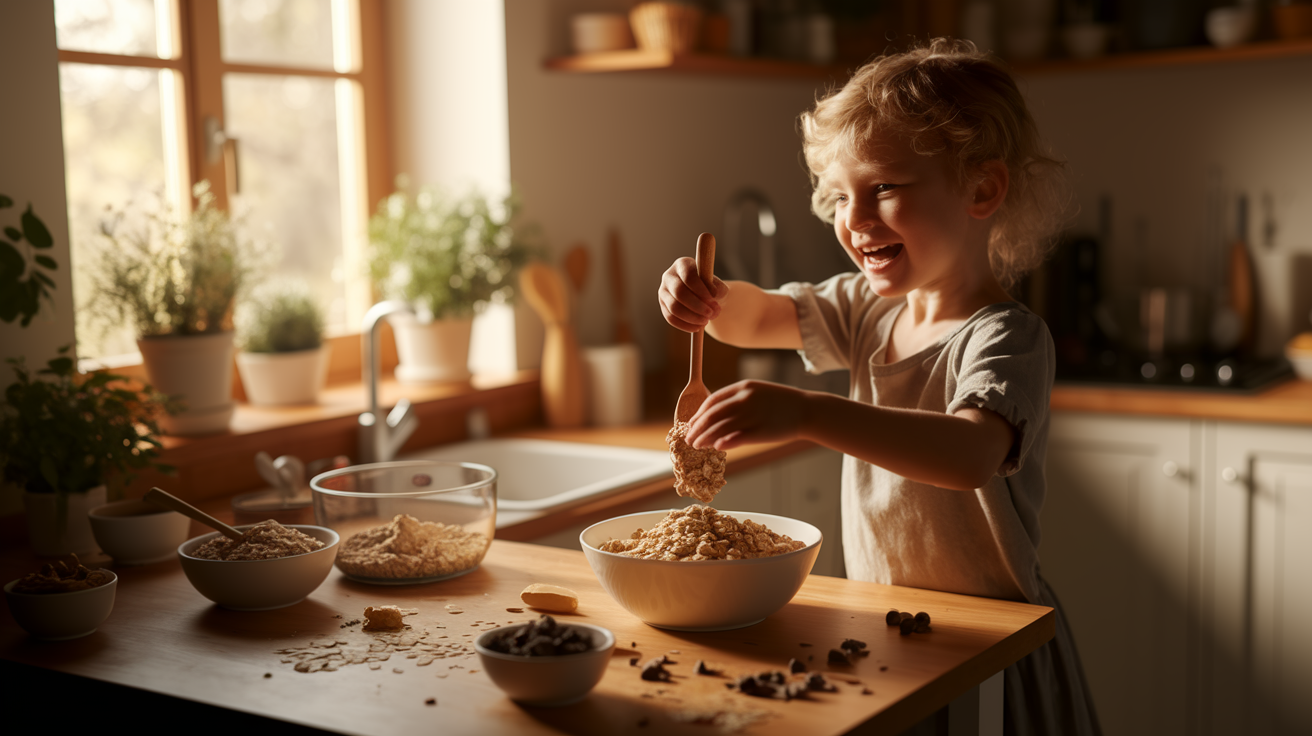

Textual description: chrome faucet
[721,188,778,288]
[359,300,419,464]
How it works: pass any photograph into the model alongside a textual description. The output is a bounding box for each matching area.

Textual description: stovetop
[1055,353,1296,394]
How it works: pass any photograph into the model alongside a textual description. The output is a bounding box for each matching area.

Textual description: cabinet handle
[1221,467,1240,484]
[1163,461,1179,478]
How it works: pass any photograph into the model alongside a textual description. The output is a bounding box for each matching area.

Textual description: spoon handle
[145,487,245,541]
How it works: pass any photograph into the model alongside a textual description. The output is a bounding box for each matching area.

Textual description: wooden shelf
[544,37,1312,79]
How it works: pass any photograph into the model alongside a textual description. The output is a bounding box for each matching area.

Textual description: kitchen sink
[403,438,670,512]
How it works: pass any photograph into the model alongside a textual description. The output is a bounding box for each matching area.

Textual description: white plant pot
[138,331,236,435]
[236,345,330,406]
[389,313,473,384]
[23,485,106,557]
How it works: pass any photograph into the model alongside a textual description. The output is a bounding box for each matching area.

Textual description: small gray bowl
[4,571,117,640]
[474,622,616,706]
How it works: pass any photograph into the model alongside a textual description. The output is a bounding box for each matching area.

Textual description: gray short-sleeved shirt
[779,272,1054,604]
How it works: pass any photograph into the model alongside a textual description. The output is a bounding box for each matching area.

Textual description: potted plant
[0,347,172,556]
[235,280,330,406]
[87,181,257,435]
[367,182,537,383]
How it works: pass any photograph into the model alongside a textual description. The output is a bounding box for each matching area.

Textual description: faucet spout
[359,300,418,464]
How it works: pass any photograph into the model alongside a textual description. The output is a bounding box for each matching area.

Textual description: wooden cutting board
[0,540,1052,735]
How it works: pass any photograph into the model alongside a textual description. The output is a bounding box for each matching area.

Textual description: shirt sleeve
[775,273,870,375]
[945,306,1055,478]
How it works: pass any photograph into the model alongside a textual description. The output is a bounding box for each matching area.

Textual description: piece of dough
[519,583,579,613]
[362,605,404,631]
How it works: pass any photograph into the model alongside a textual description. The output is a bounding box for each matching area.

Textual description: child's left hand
[685,380,811,450]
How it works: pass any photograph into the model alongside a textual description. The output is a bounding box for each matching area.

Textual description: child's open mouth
[860,243,903,270]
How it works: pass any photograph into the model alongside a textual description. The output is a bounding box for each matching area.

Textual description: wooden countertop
[0,541,1053,735]
[1051,377,1312,426]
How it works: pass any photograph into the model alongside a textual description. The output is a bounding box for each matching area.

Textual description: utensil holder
[630,2,703,53]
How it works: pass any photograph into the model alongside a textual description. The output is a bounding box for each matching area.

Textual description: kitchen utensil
[234,452,313,516]
[1228,194,1259,356]
[146,487,244,541]
[607,228,634,344]
[474,622,616,706]
[520,263,585,428]
[582,344,643,426]
[580,509,821,631]
[88,500,192,565]
[310,460,497,584]
[177,524,339,610]
[4,571,117,640]
[563,243,589,295]
[674,232,716,425]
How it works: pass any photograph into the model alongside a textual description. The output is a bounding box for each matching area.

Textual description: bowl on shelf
[310,460,497,585]
[580,509,821,631]
[89,499,192,565]
[474,621,616,706]
[4,570,117,640]
[1205,6,1257,48]
[177,525,339,610]
[1286,337,1312,380]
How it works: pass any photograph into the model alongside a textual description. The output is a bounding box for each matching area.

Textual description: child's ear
[968,160,1009,220]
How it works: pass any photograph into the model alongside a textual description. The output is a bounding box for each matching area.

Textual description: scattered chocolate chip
[914,611,932,632]
[900,611,914,623]
[425,697,437,705]
[862,687,873,695]
[840,638,868,655]
[799,642,813,647]
[880,665,889,672]
[658,654,677,665]
[886,609,902,626]
[640,658,672,682]
[789,658,806,674]
[695,660,719,676]
[631,641,637,648]
[828,649,852,665]
[806,673,838,692]
[263,673,272,678]
[483,615,595,656]
[630,657,640,667]
[899,617,915,636]
[637,716,649,728]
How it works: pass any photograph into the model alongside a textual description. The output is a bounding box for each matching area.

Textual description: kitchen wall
[404,1,1309,372]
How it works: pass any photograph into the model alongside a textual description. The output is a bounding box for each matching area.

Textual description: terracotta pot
[388,313,474,384]
[137,331,235,435]
[236,345,330,406]
[23,485,106,557]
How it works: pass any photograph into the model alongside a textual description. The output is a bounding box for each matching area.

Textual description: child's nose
[844,197,878,232]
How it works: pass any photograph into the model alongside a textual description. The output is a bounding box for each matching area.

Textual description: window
[55,0,389,363]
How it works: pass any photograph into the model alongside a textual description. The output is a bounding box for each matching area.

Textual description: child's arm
[659,257,802,349]
[686,381,1015,491]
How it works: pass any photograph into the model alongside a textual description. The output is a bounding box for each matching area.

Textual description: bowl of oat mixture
[178,521,339,610]
[580,507,821,631]
[310,460,496,585]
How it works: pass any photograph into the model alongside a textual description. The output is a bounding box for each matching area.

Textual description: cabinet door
[1206,422,1312,736]
[710,462,776,514]
[775,446,845,578]
[1044,412,1199,736]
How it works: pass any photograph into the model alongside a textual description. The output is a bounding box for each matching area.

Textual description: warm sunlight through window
[55,0,385,364]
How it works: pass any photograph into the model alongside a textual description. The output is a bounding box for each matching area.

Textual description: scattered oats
[393,668,403,674]
[505,607,523,613]
[599,506,805,561]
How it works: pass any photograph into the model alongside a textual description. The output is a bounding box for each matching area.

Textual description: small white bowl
[1205,6,1256,49]
[581,510,821,631]
[89,500,192,565]
[1286,347,1312,381]
[4,571,117,640]
[177,524,339,611]
[475,622,616,706]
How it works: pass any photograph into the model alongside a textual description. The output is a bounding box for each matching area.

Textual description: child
[658,39,1100,736]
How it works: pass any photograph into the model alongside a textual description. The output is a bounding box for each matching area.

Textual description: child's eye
[874,183,898,193]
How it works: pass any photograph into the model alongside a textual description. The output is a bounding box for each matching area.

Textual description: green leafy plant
[367,183,539,319]
[236,280,325,353]
[0,194,57,327]
[88,181,257,339]
[0,346,174,497]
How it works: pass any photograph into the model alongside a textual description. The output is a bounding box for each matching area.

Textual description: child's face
[824,133,987,300]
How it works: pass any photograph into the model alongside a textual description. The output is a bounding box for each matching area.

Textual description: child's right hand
[658,257,729,333]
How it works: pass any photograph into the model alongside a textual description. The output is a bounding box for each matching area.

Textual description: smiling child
[658,38,1100,735]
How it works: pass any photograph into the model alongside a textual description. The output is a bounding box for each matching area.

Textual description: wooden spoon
[674,232,716,425]
[145,486,245,541]
[519,263,585,428]
[607,227,634,345]
[564,243,590,295]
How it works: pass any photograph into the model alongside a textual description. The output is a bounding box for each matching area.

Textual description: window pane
[219,0,335,69]
[224,73,346,330]
[59,63,169,361]
[55,0,161,57]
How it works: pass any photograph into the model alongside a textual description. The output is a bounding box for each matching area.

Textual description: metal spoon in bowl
[145,487,245,541]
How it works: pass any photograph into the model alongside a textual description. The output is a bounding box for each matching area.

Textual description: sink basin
[405,438,670,512]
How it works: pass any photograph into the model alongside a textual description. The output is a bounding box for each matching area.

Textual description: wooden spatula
[674,232,716,425]
[520,262,585,428]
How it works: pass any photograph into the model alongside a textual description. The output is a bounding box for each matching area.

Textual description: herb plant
[236,281,325,353]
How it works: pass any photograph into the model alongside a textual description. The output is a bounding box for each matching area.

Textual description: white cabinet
[1044,412,1312,736]
[527,446,846,578]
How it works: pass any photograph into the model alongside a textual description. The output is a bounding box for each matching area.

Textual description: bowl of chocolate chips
[474,615,616,706]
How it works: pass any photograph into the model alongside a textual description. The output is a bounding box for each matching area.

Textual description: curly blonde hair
[800,38,1070,288]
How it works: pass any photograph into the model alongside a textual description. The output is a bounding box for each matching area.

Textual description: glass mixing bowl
[311,460,496,585]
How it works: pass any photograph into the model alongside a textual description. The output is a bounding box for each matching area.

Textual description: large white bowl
[178,524,339,611]
[4,571,117,640]
[89,499,192,565]
[474,622,616,706]
[580,510,821,631]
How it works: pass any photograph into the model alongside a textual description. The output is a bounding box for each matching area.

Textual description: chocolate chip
[886,609,902,626]
[789,658,806,674]
[695,660,720,676]
[425,697,437,705]
[828,649,852,665]
[640,658,672,682]
[899,617,915,636]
